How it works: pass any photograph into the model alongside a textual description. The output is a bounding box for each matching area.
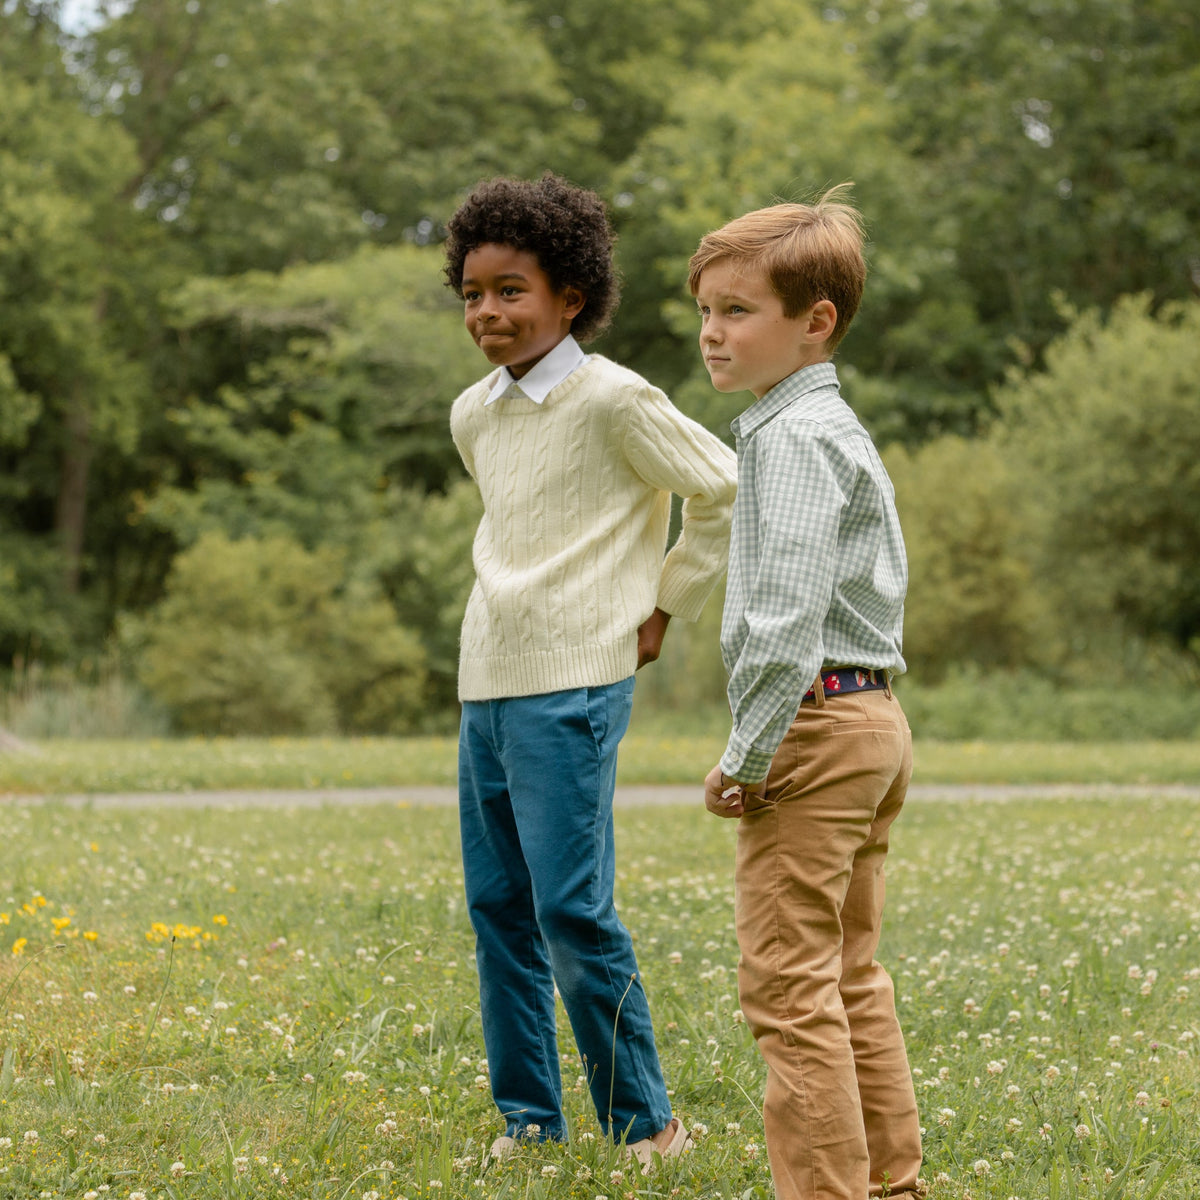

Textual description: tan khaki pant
[735,689,923,1200]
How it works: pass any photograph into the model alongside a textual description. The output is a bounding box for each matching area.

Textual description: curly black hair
[443,172,620,344]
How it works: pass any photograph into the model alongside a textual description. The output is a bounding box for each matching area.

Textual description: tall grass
[0,795,1197,1198]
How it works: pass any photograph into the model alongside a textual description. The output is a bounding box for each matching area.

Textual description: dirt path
[6,782,1200,808]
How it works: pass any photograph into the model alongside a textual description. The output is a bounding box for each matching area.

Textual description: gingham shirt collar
[730,361,841,440]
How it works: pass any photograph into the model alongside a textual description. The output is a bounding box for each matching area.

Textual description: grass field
[2,734,1200,794]
[1,792,1198,1199]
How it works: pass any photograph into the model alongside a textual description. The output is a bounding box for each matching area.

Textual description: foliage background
[1,0,1198,737]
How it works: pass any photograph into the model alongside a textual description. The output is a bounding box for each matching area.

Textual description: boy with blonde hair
[690,188,924,1199]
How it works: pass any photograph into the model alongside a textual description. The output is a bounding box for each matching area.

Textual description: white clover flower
[937,1108,956,1126]
[1074,1123,1091,1140]
[0,1137,11,1149]
[123,985,137,996]
[23,1131,39,1145]
[170,1162,186,1178]
[541,1165,558,1177]
[973,1158,992,1175]
[1135,1091,1151,1107]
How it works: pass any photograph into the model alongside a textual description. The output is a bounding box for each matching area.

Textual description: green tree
[884,436,1052,680]
[80,0,593,274]
[133,532,426,734]
[0,7,158,666]
[996,295,1200,670]
[836,0,1200,414]
[607,5,968,443]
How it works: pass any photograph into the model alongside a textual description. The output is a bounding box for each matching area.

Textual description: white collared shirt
[484,334,588,405]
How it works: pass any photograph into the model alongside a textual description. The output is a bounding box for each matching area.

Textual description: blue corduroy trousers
[457,678,672,1143]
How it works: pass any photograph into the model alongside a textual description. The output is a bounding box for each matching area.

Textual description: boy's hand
[704,763,745,819]
[636,607,672,668]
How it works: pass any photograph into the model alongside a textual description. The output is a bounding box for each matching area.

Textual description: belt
[802,667,889,704]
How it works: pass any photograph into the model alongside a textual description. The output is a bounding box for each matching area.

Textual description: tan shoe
[624,1117,692,1172]
[488,1135,517,1161]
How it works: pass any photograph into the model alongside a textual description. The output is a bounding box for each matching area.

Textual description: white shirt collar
[484,335,587,405]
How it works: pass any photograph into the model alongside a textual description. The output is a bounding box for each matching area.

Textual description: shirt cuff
[719,733,773,786]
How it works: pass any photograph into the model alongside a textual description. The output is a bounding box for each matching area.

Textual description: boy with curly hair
[444,173,737,1166]
[690,188,924,1199]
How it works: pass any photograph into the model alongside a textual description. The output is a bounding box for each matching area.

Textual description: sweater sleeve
[620,383,738,622]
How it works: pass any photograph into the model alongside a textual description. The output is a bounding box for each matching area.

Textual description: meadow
[1,791,1198,1200]
[2,734,1200,794]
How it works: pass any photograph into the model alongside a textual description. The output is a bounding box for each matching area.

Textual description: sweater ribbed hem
[458,638,638,702]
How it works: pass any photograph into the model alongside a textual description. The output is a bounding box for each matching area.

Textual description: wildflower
[364,1192,381,1200]
[83,990,98,1002]
[94,1133,108,1145]
[1074,1123,1091,1140]
[541,1165,559,1177]
[213,914,229,926]
[1135,1091,1151,1107]
[123,985,136,996]
[973,1159,992,1175]
[937,1108,956,1126]
[24,1130,39,1144]
[130,1192,148,1200]
[0,1137,11,1149]
[11,937,27,956]
[170,1162,186,1179]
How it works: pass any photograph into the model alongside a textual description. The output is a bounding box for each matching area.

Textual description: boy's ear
[561,286,587,321]
[804,299,837,343]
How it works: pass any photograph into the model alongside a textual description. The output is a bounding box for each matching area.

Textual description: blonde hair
[687,184,867,351]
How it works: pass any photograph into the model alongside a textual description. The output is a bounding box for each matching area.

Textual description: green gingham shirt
[720,362,908,783]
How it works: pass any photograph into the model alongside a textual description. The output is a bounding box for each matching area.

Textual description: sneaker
[623,1117,692,1173]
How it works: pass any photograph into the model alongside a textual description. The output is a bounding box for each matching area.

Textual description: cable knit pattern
[451,355,738,701]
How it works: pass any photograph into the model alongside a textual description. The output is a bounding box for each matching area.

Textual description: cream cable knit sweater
[451,354,737,701]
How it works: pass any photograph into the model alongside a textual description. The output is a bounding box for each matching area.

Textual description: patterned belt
[802,667,889,704]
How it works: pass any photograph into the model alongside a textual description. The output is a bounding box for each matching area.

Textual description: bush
[896,667,1200,741]
[130,532,426,735]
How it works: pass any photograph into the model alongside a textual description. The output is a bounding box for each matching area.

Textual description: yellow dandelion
[12,937,27,956]
[213,914,229,926]
[0,912,8,925]
[83,931,99,942]
[52,917,71,933]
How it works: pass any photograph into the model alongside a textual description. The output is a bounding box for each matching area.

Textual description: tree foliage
[132,532,426,734]
[1,0,1197,728]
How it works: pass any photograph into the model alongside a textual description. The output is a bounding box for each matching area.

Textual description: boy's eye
[464,290,481,302]
[728,304,745,314]
[500,285,521,297]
